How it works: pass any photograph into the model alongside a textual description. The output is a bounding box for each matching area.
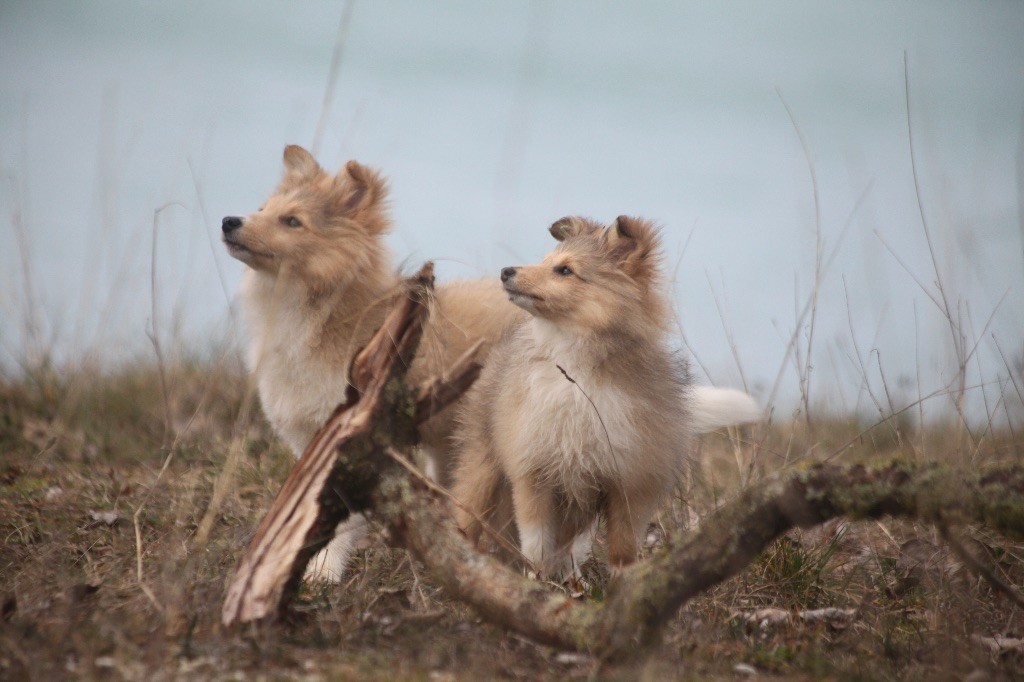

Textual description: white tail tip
[691,386,762,434]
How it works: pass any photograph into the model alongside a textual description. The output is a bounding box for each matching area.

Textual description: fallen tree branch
[222,260,1024,661]
[364,454,1024,658]
[222,263,460,625]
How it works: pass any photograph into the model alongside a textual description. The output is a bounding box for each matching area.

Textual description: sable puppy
[452,216,693,575]
[223,146,518,581]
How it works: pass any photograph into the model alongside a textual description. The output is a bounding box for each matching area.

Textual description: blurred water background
[1,0,1022,424]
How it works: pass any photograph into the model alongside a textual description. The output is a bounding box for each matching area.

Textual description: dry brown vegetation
[2,351,1023,680]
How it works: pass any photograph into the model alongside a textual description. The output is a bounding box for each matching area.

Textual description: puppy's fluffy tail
[690,386,762,434]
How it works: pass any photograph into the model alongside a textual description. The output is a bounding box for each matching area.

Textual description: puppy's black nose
[222,216,243,233]
[500,266,517,283]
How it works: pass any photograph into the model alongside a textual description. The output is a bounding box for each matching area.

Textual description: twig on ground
[940,526,1024,610]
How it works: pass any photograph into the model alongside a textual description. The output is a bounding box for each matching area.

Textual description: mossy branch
[222,261,1024,661]
[365,451,1024,658]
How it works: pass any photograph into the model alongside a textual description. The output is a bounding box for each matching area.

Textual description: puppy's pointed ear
[339,160,388,212]
[330,160,390,232]
[613,215,642,240]
[282,145,322,182]
[549,216,576,241]
[608,215,662,282]
[549,216,601,242]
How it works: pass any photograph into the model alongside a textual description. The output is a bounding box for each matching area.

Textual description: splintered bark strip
[414,339,484,421]
[221,263,437,626]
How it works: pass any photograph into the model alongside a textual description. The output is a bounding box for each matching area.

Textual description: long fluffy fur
[226,146,517,472]
[224,146,516,580]
[451,216,694,576]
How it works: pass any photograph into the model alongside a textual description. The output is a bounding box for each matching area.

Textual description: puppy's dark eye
[281,215,301,228]
[555,264,573,276]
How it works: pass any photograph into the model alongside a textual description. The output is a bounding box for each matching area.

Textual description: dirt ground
[1,362,1023,680]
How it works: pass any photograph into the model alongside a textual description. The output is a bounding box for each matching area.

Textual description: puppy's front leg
[604,486,658,569]
[568,521,596,578]
[509,475,555,575]
[304,514,368,583]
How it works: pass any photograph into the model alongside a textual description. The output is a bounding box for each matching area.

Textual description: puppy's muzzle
[500,266,518,283]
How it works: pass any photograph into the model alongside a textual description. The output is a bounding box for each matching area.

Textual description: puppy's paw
[564,574,592,599]
[303,544,344,581]
[303,544,347,584]
[605,563,632,590]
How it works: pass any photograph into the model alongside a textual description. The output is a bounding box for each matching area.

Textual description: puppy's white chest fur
[501,320,639,498]
[240,271,350,455]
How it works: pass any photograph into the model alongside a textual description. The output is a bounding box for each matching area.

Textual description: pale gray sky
[1,1,1022,423]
